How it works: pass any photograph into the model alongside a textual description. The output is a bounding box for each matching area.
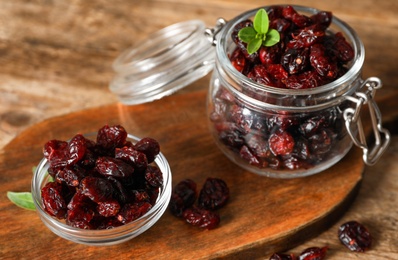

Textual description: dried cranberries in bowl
[31,124,172,246]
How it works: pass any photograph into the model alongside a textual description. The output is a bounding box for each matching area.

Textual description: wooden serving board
[0,90,396,259]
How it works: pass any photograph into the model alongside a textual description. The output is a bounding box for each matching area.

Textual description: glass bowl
[31,134,172,246]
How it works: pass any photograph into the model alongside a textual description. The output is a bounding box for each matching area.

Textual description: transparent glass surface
[110,20,215,105]
[207,5,364,178]
[31,134,172,246]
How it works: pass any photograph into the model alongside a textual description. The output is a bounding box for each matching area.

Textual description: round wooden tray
[1,90,364,259]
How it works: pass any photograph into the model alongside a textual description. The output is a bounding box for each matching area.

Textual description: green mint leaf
[263,29,280,47]
[253,9,269,34]
[238,27,257,43]
[7,191,36,211]
[247,38,262,55]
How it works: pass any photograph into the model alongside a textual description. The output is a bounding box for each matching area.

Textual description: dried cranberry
[169,179,197,217]
[338,221,372,252]
[298,246,328,260]
[310,44,337,78]
[198,178,229,210]
[117,202,152,224]
[115,146,148,172]
[333,32,355,62]
[134,137,160,163]
[55,165,86,187]
[67,134,88,165]
[43,140,69,168]
[66,203,96,229]
[239,145,261,166]
[79,176,114,203]
[95,157,134,179]
[310,11,332,30]
[282,6,312,28]
[288,24,325,49]
[97,199,121,217]
[96,124,127,152]
[41,181,68,219]
[269,253,296,260]
[145,165,163,188]
[182,206,220,230]
[269,129,295,156]
[281,48,310,74]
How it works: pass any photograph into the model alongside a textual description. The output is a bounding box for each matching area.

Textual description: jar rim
[216,5,365,97]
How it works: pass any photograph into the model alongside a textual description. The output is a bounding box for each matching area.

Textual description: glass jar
[110,5,390,178]
[207,6,390,178]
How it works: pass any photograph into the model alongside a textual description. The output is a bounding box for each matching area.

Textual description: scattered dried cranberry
[298,246,328,260]
[170,177,229,230]
[198,178,229,210]
[182,206,220,230]
[269,253,296,260]
[169,179,197,217]
[338,221,372,252]
[269,246,327,260]
[40,124,163,229]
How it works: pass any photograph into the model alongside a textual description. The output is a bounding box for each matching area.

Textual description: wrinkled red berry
[169,179,197,217]
[41,181,68,219]
[134,137,160,163]
[96,124,127,152]
[95,157,134,179]
[80,176,114,203]
[269,253,296,260]
[298,246,328,260]
[117,202,152,224]
[269,129,295,156]
[182,206,220,230]
[198,178,229,210]
[338,221,372,252]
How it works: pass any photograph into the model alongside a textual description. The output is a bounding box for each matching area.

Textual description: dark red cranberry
[182,206,220,230]
[145,165,163,188]
[198,177,229,210]
[95,157,134,179]
[338,221,372,252]
[96,124,127,152]
[310,11,332,30]
[66,203,96,229]
[134,137,160,163]
[97,199,121,217]
[117,202,152,224]
[287,24,325,49]
[269,253,296,260]
[41,181,68,219]
[298,246,328,260]
[67,134,88,165]
[239,145,261,166]
[43,140,69,168]
[79,176,114,203]
[269,129,295,156]
[169,179,197,217]
[115,146,148,172]
[281,48,310,74]
[282,6,312,28]
[310,44,337,78]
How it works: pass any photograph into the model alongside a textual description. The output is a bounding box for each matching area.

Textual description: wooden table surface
[0,0,397,259]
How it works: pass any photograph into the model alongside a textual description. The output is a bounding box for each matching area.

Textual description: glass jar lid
[110,20,216,105]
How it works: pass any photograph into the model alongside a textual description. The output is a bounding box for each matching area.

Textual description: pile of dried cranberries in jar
[209,5,356,174]
[40,124,163,229]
